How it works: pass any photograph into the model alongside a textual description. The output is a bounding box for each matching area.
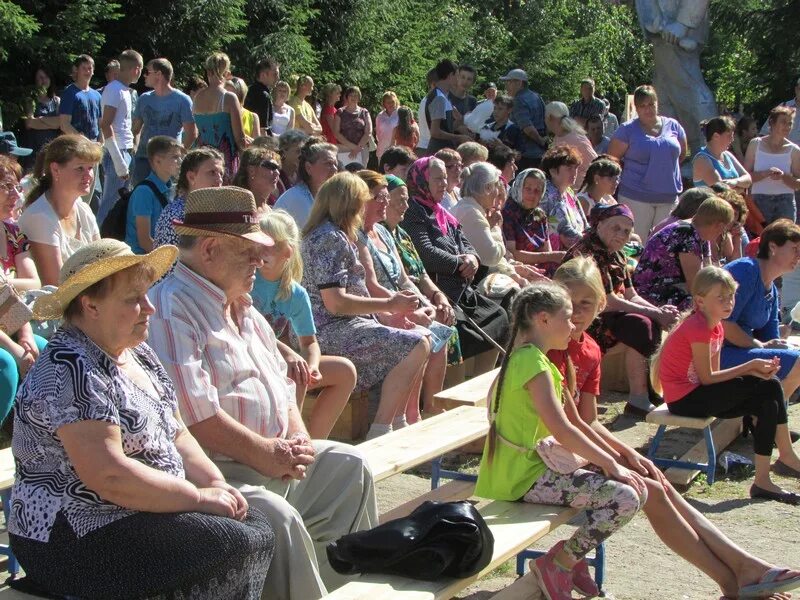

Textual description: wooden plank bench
[358,405,489,483]
[646,404,742,485]
[431,368,498,412]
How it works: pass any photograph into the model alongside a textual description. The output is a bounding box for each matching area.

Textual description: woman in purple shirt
[608,85,687,241]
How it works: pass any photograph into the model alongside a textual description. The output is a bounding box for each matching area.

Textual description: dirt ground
[376,392,800,600]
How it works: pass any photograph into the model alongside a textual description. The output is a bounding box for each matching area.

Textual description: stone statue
[634,0,717,155]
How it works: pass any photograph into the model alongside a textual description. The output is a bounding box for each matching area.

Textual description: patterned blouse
[633,220,711,310]
[10,325,185,542]
[2,220,31,277]
[501,201,548,253]
[563,231,632,296]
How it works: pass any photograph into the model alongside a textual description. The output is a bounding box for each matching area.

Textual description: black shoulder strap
[137,179,169,208]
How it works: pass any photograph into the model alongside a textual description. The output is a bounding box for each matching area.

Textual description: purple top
[613,117,686,204]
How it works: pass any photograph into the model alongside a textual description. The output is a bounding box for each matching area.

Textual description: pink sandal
[546,539,599,598]
[530,553,574,600]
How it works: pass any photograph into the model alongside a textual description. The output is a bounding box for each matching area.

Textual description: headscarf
[385,174,406,192]
[588,203,634,229]
[406,157,459,235]
[509,168,547,206]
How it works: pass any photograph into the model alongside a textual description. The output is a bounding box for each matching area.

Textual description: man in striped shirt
[149,187,377,600]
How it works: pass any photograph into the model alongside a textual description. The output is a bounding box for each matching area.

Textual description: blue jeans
[0,334,48,423]
[98,148,133,226]
[752,192,796,225]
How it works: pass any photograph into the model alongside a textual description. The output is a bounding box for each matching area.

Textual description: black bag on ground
[326,500,493,581]
[100,180,168,241]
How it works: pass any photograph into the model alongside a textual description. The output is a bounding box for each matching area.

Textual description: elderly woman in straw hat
[148,186,377,600]
[8,239,274,599]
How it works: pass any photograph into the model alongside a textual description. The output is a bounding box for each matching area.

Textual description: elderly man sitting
[148,186,377,600]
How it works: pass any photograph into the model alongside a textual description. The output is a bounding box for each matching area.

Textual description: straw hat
[173,186,274,247]
[33,239,178,320]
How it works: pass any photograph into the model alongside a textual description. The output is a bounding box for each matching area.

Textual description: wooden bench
[431,368,498,411]
[646,404,742,486]
[357,405,489,484]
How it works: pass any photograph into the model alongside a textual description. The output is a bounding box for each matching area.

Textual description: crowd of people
[1,46,800,599]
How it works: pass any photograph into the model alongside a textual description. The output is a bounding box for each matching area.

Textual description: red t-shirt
[660,311,723,403]
[547,332,602,403]
[321,105,338,144]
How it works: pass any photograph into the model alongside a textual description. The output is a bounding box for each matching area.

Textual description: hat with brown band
[173,186,274,247]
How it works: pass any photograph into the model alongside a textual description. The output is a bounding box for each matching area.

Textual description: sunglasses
[259,160,280,171]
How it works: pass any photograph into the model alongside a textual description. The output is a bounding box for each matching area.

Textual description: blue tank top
[692,146,738,187]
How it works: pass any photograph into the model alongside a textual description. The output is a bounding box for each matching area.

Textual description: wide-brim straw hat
[173,186,274,248]
[33,239,178,320]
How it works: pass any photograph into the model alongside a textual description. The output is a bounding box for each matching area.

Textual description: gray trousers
[215,440,377,600]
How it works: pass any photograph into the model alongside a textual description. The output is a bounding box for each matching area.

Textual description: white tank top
[752,137,796,195]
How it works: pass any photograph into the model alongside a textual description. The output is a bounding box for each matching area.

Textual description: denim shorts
[752,192,796,225]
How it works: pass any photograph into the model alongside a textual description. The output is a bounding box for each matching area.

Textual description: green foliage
[2,0,796,135]
[707,0,800,115]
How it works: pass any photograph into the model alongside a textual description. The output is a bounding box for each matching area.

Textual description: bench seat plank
[358,406,488,483]
[646,404,714,429]
[432,369,498,411]
[323,501,576,600]
[379,480,476,524]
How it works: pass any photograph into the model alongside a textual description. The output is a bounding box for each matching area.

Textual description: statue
[634,0,717,155]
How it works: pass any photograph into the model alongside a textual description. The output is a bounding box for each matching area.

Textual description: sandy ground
[376,393,800,600]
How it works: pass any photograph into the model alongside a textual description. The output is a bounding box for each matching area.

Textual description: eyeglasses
[373,192,390,203]
[445,162,463,170]
[259,160,280,171]
[0,181,21,195]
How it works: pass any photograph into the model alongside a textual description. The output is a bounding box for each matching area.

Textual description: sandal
[750,484,800,505]
[530,553,574,600]
[545,539,599,598]
[772,460,800,479]
[738,567,800,598]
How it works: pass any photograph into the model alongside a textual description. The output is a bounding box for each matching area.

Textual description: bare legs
[781,359,800,401]
[642,478,799,597]
[374,338,430,426]
[419,347,447,418]
[305,356,357,439]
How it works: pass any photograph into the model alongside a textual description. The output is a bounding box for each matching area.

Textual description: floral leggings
[523,467,642,561]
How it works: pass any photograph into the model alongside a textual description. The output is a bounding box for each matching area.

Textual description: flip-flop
[772,460,800,478]
[738,567,800,598]
[750,484,800,506]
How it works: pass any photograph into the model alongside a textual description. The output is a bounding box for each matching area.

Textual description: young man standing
[98,49,143,225]
[568,78,605,128]
[59,55,102,141]
[245,57,280,136]
[501,68,547,170]
[448,64,478,118]
[425,59,473,154]
[131,58,196,185]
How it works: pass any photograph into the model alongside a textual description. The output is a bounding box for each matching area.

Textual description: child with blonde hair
[252,209,357,439]
[653,265,800,505]
[475,272,800,600]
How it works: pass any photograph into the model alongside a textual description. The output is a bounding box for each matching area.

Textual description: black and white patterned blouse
[9,325,185,542]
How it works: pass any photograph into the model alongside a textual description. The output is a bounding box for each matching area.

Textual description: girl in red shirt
[549,257,800,596]
[653,266,800,505]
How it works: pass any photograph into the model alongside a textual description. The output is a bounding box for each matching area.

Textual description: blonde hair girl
[251,209,357,439]
[653,266,800,506]
[476,276,800,599]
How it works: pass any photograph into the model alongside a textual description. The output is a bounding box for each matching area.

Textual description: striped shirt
[148,261,294,455]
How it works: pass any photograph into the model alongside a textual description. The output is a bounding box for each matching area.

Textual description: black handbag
[326,500,494,581]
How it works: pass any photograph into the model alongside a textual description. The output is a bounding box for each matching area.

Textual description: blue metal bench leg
[2,489,19,577]
[704,425,717,485]
[647,425,667,460]
[431,457,442,490]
